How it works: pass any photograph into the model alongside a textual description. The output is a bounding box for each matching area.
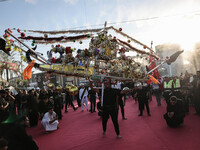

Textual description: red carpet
[27,97,200,150]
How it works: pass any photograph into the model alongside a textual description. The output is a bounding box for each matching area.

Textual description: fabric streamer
[147,75,160,84]
[23,60,36,80]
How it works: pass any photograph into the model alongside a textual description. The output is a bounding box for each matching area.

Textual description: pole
[147,60,166,75]
[5,30,51,64]
[101,82,104,107]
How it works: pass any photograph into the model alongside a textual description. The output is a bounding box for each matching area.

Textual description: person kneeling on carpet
[41,107,59,133]
[163,96,185,127]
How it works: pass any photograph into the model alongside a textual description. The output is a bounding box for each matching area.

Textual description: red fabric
[27,97,200,150]
[149,55,161,79]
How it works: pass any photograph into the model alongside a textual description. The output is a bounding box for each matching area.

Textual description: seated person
[163,96,185,127]
[41,107,59,133]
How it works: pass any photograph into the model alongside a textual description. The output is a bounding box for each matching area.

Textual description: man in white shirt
[41,107,59,133]
[79,83,89,112]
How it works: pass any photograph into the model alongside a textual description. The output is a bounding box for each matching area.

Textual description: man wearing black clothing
[192,71,200,115]
[0,90,9,123]
[163,96,185,127]
[38,96,53,119]
[54,88,63,120]
[102,79,121,139]
[118,88,128,120]
[65,91,77,112]
[27,89,38,127]
[88,85,97,113]
[136,82,151,116]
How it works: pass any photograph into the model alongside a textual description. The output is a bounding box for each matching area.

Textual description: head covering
[36,87,40,90]
[48,83,55,88]
[28,89,33,93]
[80,83,84,86]
[123,87,129,91]
[56,85,62,90]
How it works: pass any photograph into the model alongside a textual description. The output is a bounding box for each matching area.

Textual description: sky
[1,0,200,64]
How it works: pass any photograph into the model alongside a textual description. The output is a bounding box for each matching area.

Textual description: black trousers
[102,107,120,135]
[194,95,200,114]
[54,106,62,120]
[138,99,150,114]
[65,98,75,111]
[28,111,38,127]
[119,99,125,118]
[90,98,96,112]
[163,113,184,127]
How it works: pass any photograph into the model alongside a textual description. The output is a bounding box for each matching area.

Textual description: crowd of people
[0,70,200,149]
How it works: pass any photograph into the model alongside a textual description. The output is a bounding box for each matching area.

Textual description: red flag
[148,53,161,80]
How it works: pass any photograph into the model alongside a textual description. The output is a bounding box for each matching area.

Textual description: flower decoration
[95,48,99,55]
[3,33,9,38]
[118,48,126,54]
[85,48,89,57]
[21,32,25,37]
[8,28,12,33]
[17,28,21,33]
[65,47,72,54]
[44,33,48,38]
[31,40,35,46]
[51,57,56,63]
[119,28,122,31]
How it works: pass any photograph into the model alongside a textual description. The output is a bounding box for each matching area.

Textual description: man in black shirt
[88,84,98,113]
[27,89,38,127]
[163,96,185,127]
[102,78,121,139]
[0,90,9,123]
[65,90,77,112]
[136,82,151,116]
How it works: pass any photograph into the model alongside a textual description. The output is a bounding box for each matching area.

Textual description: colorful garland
[117,39,159,59]
[26,27,112,35]
[19,34,92,44]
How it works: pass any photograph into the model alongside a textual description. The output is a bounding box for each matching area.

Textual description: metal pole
[5,30,51,64]
[101,82,104,107]
[15,43,46,64]
[147,60,166,74]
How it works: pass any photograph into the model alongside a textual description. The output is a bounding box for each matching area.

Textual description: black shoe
[93,110,96,112]
[123,117,127,120]
[74,108,77,111]
[65,110,68,113]
[148,113,151,116]
[138,114,143,116]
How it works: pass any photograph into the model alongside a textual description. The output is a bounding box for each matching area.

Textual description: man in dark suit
[163,96,185,127]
